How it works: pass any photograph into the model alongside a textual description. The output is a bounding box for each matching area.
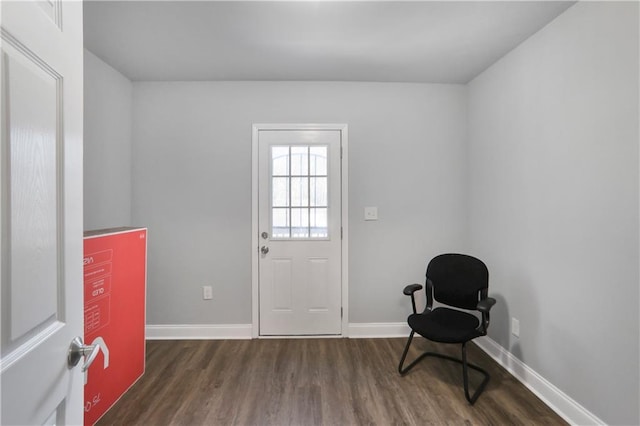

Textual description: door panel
[5,42,60,344]
[307,258,329,311]
[1,1,84,424]
[258,129,342,336]
[272,258,293,311]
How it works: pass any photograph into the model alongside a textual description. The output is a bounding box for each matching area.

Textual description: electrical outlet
[511,317,520,338]
[364,206,378,221]
[203,286,213,300]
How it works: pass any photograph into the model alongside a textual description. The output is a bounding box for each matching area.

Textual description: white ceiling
[84,1,575,83]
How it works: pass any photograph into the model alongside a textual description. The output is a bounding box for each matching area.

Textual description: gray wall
[131,82,468,325]
[83,50,133,230]
[467,2,638,424]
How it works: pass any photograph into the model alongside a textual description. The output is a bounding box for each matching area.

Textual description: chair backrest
[426,253,488,310]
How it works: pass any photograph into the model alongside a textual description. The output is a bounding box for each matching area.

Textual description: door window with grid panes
[271,146,329,239]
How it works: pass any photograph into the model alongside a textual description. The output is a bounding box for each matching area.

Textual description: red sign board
[83,228,147,425]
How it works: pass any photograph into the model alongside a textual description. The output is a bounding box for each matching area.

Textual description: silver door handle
[261,246,269,255]
[67,336,99,372]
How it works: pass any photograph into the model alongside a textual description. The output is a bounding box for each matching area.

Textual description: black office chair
[398,253,496,404]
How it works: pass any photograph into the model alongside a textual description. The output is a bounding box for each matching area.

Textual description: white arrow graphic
[84,336,110,385]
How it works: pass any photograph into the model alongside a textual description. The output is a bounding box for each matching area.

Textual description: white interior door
[1,1,84,424]
[258,129,342,336]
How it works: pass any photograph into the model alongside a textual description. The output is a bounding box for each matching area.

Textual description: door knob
[67,336,99,372]
[261,246,269,255]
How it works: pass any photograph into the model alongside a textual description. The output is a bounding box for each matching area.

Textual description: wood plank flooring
[96,338,566,425]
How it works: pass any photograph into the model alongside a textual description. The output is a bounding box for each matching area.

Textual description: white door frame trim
[251,123,349,338]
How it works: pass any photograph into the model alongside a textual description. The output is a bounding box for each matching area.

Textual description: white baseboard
[146,323,410,340]
[347,322,411,338]
[146,324,252,340]
[474,336,604,426]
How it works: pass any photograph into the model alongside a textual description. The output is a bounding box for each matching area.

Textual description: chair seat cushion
[408,307,481,343]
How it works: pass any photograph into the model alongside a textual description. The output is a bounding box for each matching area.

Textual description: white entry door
[1,1,84,424]
[257,128,343,336]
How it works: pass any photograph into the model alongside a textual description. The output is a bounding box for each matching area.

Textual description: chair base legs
[398,331,490,405]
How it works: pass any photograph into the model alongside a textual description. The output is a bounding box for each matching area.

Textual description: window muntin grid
[271,145,329,239]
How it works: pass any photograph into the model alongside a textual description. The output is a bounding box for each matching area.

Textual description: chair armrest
[403,284,423,296]
[403,284,423,314]
[477,297,496,313]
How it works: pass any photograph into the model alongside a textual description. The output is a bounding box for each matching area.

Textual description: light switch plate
[203,286,213,300]
[364,206,378,221]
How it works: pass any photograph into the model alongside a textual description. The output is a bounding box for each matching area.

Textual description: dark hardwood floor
[96,338,566,425]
